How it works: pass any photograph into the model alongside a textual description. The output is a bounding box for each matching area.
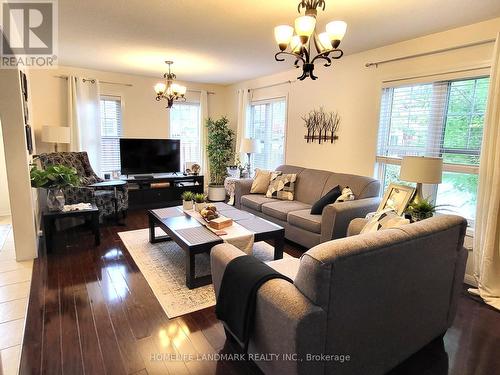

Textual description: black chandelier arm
[310,49,343,65]
[297,0,325,13]
[311,54,332,67]
[275,51,306,67]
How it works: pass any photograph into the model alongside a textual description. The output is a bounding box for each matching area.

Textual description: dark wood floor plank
[21,209,500,375]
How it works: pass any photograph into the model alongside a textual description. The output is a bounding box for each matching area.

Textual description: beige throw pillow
[251,169,272,194]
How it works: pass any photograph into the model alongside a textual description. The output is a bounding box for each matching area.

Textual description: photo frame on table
[378,183,415,215]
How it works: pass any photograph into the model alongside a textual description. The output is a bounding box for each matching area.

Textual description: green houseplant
[193,193,207,212]
[206,117,234,201]
[181,191,194,211]
[405,198,442,222]
[30,164,80,211]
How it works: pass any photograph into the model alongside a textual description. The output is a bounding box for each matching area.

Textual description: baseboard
[464,273,477,287]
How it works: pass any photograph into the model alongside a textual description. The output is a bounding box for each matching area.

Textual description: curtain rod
[187,89,216,95]
[54,75,133,87]
[382,64,491,84]
[365,38,496,68]
[248,80,295,92]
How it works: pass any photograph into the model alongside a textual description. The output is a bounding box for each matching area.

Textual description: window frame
[247,96,288,171]
[99,95,123,173]
[375,75,489,228]
[169,101,202,169]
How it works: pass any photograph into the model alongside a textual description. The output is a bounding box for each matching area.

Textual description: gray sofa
[211,215,468,375]
[234,165,381,248]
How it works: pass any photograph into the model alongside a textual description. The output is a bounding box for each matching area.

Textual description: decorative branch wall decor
[302,107,340,143]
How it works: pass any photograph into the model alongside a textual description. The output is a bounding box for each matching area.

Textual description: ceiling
[58,0,500,85]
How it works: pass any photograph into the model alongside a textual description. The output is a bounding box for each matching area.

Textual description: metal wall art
[302,107,340,143]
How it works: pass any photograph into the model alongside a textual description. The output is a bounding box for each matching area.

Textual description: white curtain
[67,76,102,175]
[236,88,250,162]
[200,90,209,188]
[469,33,500,311]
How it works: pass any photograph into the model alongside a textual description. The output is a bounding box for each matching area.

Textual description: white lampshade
[178,85,187,96]
[154,82,166,94]
[239,138,261,154]
[318,32,332,51]
[290,35,302,53]
[400,156,443,184]
[294,16,316,43]
[42,126,70,144]
[326,20,347,42]
[274,25,294,50]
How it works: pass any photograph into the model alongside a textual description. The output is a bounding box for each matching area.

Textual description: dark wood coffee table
[148,203,285,289]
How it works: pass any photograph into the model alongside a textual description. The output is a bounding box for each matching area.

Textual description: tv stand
[124,174,204,209]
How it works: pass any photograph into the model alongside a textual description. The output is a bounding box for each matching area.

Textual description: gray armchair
[38,152,128,220]
[211,215,468,375]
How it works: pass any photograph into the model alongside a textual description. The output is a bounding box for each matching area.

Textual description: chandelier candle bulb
[274,25,294,51]
[295,16,316,43]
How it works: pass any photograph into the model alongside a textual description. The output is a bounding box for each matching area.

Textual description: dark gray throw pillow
[310,185,342,215]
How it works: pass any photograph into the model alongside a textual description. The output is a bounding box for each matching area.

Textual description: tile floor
[0,217,33,375]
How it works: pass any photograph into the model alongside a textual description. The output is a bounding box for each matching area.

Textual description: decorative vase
[182,200,194,211]
[208,185,226,202]
[47,188,65,211]
[195,202,206,212]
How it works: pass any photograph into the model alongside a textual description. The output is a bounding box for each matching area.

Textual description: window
[376,77,489,225]
[170,103,201,169]
[100,96,122,173]
[248,98,287,170]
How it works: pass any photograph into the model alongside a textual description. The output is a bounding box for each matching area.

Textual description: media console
[123,174,204,209]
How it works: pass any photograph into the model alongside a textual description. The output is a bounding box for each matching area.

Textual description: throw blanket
[215,255,293,349]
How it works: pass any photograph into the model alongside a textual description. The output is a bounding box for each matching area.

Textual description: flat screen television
[120,138,180,175]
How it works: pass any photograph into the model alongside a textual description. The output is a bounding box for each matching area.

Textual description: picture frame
[25,125,33,154]
[377,183,415,215]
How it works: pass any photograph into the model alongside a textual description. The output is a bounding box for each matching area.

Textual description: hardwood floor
[19,209,500,375]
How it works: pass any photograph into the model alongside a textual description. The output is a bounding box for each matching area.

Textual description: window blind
[248,98,287,171]
[377,77,489,170]
[100,96,122,173]
[170,103,201,169]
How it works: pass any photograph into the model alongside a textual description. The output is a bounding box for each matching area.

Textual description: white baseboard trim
[464,273,477,287]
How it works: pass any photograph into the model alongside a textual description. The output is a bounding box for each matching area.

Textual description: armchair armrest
[320,197,380,241]
[347,218,369,237]
[233,178,254,208]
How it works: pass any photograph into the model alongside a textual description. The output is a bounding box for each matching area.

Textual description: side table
[42,204,100,253]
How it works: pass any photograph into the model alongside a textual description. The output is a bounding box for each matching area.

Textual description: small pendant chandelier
[154,61,187,108]
[274,0,347,80]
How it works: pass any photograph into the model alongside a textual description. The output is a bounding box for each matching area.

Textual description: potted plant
[194,193,207,212]
[405,198,442,222]
[30,164,80,211]
[181,191,194,211]
[206,117,234,201]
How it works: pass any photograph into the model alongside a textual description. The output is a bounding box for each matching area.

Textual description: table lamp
[42,126,71,152]
[399,156,443,203]
[239,138,261,177]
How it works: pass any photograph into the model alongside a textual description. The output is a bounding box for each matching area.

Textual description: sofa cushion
[261,201,311,221]
[267,258,301,281]
[241,194,275,211]
[266,173,297,200]
[294,168,332,204]
[322,172,380,199]
[288,209,322,234]
[310,185,341,214]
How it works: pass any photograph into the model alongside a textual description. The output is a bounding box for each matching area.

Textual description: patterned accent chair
[38,152,128,220]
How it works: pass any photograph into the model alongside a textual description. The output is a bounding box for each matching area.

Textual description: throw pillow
[310,185,342,215]
[251,169,273,194]
[266,173,297,200]
[335,186,355,202]
[360,208,410,234]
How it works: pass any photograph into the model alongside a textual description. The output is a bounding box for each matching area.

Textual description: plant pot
[182,200,194,211]
[47,188,65,211]
[195,202,207,212]
[411,212,434,222]
[208,185,226,202]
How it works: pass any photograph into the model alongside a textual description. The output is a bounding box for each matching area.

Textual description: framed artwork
[20,71,28,101]
[378,183,415,215]
[25,125,33,154]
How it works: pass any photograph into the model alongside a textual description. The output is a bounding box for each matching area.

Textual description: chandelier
[274,0,347,80]
[154,61,187,108]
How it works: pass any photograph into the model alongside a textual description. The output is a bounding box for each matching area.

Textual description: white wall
[0,122,11,216]
[29,66,232,154]
[226,17,500,178]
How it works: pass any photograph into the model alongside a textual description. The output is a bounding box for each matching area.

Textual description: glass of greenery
[193,193,207,212]
[181,191,194,211]
[30,164,80,211]
[405,198,440,222]
[206,117,234,201]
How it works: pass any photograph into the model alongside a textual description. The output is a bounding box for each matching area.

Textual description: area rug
[118,228,290,318]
